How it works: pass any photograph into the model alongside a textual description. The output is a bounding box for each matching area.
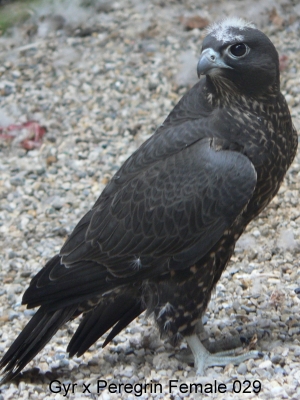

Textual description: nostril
[210,55,215,61]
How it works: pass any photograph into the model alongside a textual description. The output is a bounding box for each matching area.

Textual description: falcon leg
[186,334,262,375]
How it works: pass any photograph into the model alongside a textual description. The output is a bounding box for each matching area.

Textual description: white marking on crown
[206,17,255,44]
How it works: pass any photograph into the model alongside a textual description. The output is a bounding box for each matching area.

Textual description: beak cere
[197,48,231,78]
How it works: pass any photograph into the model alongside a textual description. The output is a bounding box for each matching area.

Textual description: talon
[186,334,262,374]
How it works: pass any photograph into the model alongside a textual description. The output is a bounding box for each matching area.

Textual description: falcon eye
[229,43,247,57]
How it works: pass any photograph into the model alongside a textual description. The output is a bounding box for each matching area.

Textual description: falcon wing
[59,137,256,277]
[94,79,214,206]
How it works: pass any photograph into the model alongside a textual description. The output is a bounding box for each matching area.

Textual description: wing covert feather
[60,138,257,277]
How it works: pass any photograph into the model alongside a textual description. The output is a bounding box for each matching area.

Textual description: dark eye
[229,43,247,57]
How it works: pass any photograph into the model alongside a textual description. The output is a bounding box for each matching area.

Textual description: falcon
[0,17,297,383]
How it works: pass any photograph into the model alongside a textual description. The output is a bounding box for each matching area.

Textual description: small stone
[237,362,247,375]
[294,347,300,357]
[9,311,19,321]
[10,176,24,186]
[122,365,134,378]
[8,251,17,259]
[12,70,21,78]
[50,197,65,210]
[274,366,287,375]
[36,166,46,175]
[148,81,158,91]
[271,355,283,364]
[259,359,272,369]
[270,386,288,398]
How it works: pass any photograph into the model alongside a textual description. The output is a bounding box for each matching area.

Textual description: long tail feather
[67,294,144,357]
[102,300,144,348]
[0,305,76,384]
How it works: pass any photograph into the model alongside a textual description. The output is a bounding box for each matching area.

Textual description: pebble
[274,366,287,375]
[270,386,288,398]
[236,362,247,375]
[258,359,273,369]
[8,311,19,321]
[50,197,65,210]
[294,347,300,357]
[271,354,283,364]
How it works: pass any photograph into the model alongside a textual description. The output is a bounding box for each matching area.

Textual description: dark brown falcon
[0,17,297,382]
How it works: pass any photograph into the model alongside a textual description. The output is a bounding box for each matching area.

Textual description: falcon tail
[0,255,144,383]
[67,294,143,357]
[0,306,77,384]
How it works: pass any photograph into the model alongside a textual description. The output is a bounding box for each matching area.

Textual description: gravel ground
[1,0,300,399]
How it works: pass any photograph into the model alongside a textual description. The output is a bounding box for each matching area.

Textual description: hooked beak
[197,48,233,78]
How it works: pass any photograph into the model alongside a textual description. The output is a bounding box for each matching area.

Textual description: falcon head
[197,18,280,97]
